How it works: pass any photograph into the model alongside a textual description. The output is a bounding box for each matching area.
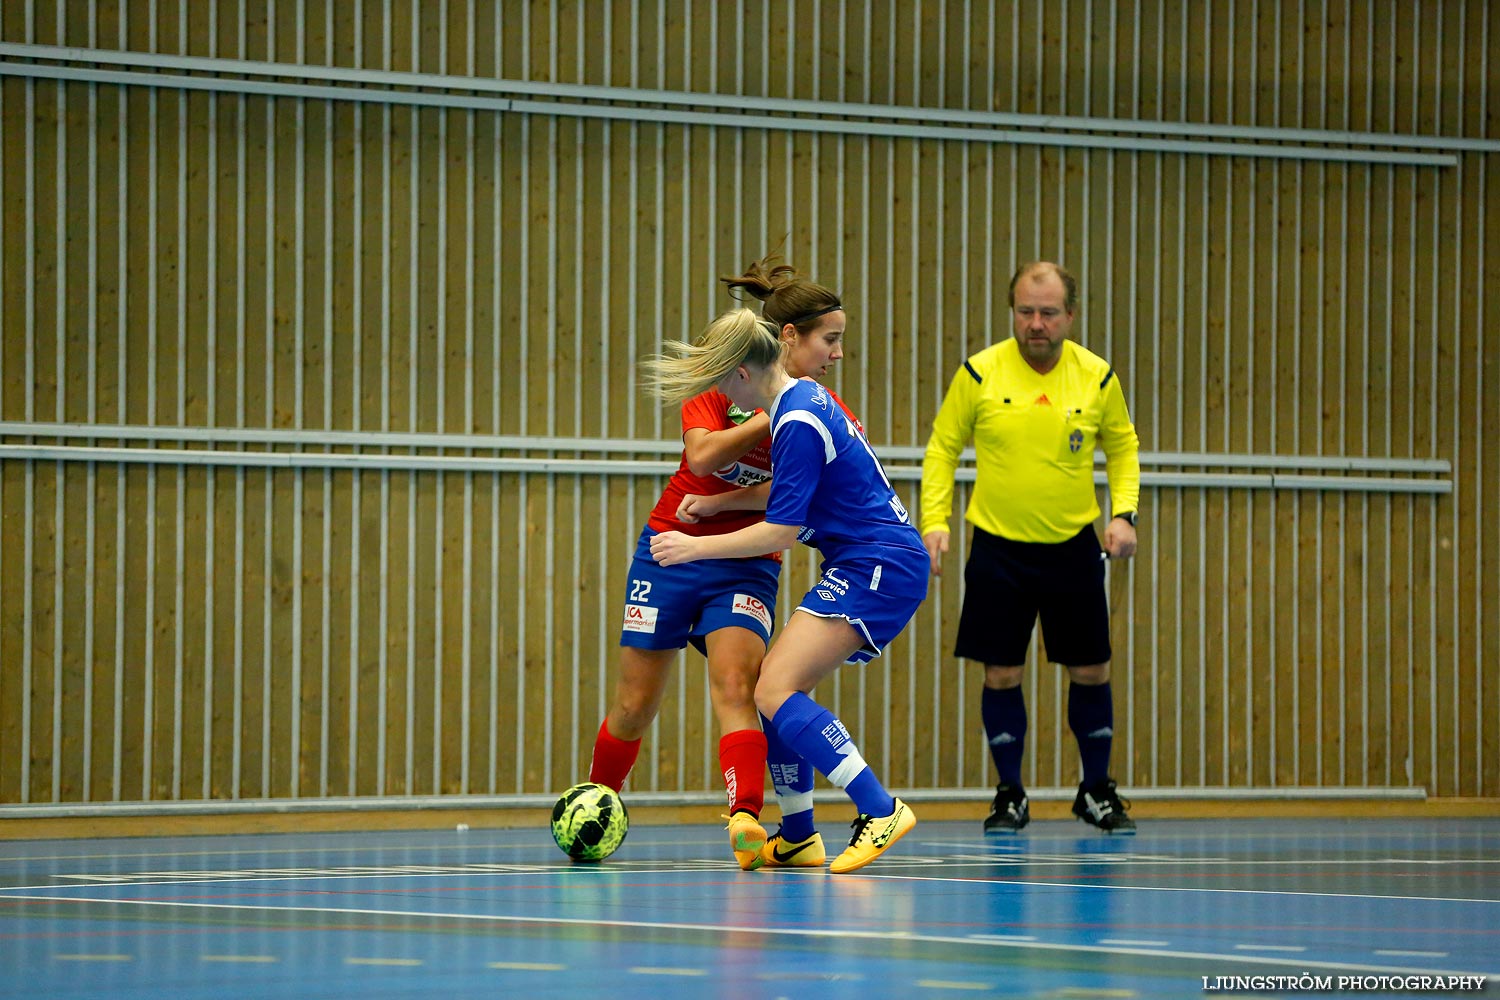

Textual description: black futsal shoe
[983,783,1030,834]
[1072,778,1136,834]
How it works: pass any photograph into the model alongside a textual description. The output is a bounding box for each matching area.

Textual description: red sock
[719,729,768,818]
[588,718,641,792]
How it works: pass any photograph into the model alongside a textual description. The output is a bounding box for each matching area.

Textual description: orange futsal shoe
[725,811,768,871]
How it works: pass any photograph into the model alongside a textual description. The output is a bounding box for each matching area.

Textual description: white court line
[489,961,565,971]
[917,847,1500,866]
[1100,939,1171,947]
[6,825,1495,865]
[847,870,1500,906]
[0,841,552,865]
[1235,944,1308,952]
[0,834,743,867]
[3,893,1493,982]
[928,830,1497,844]
[920,847,1231,861]
[1376,950,1451,958]
[3,862,1497,906]
[755,971,864,982]
[8,827,1488,863]
[0,863,732,893]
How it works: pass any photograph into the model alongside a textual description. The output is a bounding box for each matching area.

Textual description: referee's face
[1010,273,1074,373]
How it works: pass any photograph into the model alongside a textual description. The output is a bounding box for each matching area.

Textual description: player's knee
[985,664,1024,689]
[710,670,756,707]
[1067,663,1110,685]
[608,699,657,738]
[752,680,788,720]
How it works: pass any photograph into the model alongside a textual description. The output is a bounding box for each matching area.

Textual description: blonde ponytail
[641,307,785,405]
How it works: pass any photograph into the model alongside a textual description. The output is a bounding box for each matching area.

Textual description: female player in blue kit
[586,255,850,871]
[646,308,930,874]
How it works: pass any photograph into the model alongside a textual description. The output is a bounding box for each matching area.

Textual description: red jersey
[647,390,778,556]
[828,385,864,437]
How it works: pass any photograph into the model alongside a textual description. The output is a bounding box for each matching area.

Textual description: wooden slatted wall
[0,1,1495,807]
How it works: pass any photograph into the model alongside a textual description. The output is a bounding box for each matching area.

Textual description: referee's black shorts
[954,525,1112,667]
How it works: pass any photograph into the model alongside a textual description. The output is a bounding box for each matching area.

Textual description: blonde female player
[585,256,849,871]
[647,308,930,874]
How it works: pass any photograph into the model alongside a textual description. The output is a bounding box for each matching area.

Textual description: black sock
[981,685,1026,788]
[1068,680,1114,786]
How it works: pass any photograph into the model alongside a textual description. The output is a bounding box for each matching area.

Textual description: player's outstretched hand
[650,530,699,566]
[922,530,950,576]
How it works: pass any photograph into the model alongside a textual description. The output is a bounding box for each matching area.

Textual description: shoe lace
[1097,783,1131,814]
[846,813,874,847]
[993,785,1023,809]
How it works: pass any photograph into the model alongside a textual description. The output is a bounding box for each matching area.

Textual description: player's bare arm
[682,412,771,477]
[676,482,772,523]
[650,521,799,566]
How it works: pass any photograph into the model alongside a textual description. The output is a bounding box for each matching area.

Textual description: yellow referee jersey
[920,338,1140,543]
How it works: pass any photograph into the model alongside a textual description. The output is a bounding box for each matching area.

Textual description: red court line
[941,869,1500,882]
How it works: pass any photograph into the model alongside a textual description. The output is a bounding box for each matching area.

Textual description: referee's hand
[922,530,949,576]
[1103,519,1137,560]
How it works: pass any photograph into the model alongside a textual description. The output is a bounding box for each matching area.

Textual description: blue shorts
[792,555,928,664]
[618,527,782,652]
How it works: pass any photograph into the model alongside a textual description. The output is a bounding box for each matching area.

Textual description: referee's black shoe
[1072,778,1136,834]
[983,784,1030,834]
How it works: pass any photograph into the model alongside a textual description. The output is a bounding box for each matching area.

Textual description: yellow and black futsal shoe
[829,798,916,874]
[759,831,826,868]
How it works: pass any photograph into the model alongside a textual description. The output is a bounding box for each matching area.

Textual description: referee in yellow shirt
[920,262,1139,835]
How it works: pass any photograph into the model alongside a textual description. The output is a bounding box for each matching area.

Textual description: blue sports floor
[1,815,1495,999]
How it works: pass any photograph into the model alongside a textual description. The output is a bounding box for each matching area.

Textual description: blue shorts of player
[793,551,929,663]
[617,527,781,652]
